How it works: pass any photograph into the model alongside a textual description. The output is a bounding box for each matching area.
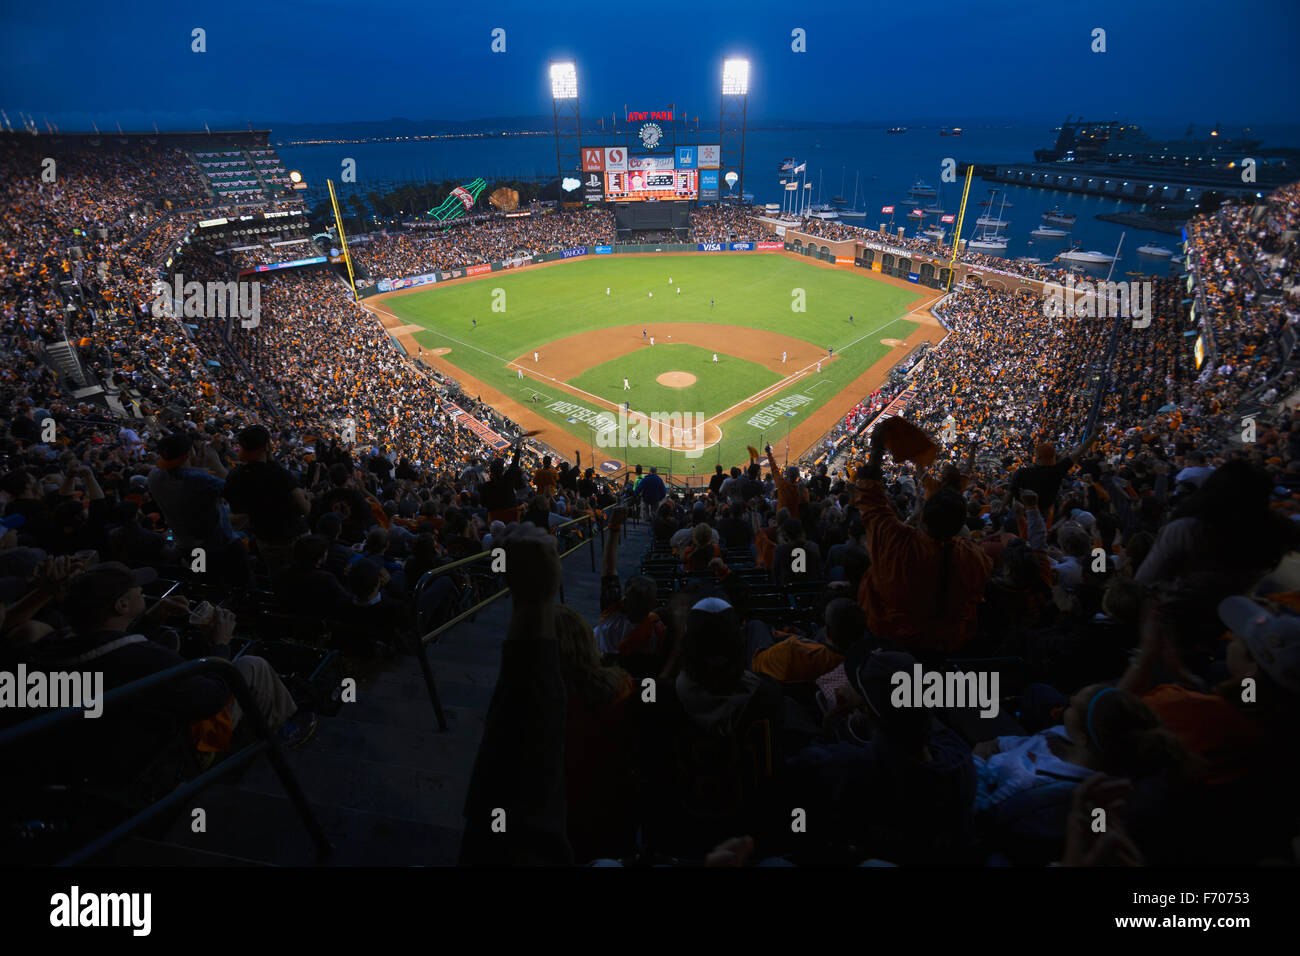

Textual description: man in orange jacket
[853,424,993,655]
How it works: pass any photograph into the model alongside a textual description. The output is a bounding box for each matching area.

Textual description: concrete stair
[111,518,648,866]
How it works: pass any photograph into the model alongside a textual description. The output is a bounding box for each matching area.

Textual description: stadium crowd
[354,208,615,279]
[2,133,1299,868]
[690,204,767,243]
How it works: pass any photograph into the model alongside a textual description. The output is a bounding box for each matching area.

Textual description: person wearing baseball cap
[672,596,783,738]
[26,561,315,764]
[1121,594,1300,787]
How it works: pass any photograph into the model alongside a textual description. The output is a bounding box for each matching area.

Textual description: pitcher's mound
[429,347,452,356]
[657,371,696,387]
[881,338,907,347]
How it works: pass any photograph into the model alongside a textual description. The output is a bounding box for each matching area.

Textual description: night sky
[3,0,1297,131]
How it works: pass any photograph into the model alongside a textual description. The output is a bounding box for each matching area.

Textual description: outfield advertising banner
[594,245,613,254]
[836,256,854,264]
[757,241,784,250]
[907,272,920,282]
[561,246,588,259]
[378,272,437,292]
[628,155,675,171]
[252,256,327,272]
[697,242,723,252]
[466,264,492,276]
[699,169,720,201]
[604,147,627,172]
[698,145,720,168]
[729,242,754,251]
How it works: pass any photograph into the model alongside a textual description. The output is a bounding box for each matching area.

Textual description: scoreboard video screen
[604,168,697,201]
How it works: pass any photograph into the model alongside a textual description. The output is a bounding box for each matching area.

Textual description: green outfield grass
[381,254,922,470]
[567,343,779,416]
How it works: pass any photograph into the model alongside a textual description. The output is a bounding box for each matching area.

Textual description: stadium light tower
[719,58,749,204]
[550,60,583,189]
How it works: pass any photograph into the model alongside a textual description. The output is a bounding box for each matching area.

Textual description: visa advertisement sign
[697,243,723,252]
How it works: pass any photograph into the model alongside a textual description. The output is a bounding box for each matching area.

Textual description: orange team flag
[747,445,760,460]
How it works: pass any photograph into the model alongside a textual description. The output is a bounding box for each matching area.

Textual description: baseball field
[367,252,947,478]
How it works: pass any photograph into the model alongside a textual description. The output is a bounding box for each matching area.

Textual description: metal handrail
[0,656,331,865]
[412,508,608,732]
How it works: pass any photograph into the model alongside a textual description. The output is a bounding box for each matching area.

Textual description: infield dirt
[367,252,948,477]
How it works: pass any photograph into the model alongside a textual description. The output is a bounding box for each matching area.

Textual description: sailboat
[968,191,1010,252]
[975,190,1010,229]
[922,185,945,216]
[832,168,847,205]
[840,171,868,220]
[809,170,839,219]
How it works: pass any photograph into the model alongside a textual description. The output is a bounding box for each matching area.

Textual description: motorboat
[1057,246,1116,265]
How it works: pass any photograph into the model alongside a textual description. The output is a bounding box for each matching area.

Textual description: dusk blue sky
[2,0,1297,132]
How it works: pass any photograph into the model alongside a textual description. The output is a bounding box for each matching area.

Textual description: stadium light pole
[550,61,582,191]
[719,58,749,205]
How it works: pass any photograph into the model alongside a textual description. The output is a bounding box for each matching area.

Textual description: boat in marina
[808,170,838,219]
[969,192,1011,252]
[1056,244,1117,265]
[922,185,945,216]
[1137,244,1173,257]
[1031,226,1068,238]
[839,171,869,219]
[975,189,1010,228]
[1043,207,1077,226]
[908,178,938,199]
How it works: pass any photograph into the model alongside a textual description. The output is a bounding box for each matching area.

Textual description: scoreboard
[605,168,698,202]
